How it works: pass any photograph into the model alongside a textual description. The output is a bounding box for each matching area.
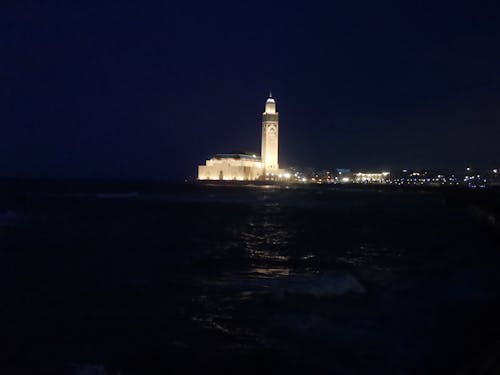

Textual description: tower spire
[269,90,272,98]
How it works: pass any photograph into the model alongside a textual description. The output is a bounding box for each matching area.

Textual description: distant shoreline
[1,177,499,193]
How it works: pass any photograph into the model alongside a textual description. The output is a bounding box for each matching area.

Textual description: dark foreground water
[1,183,500,374]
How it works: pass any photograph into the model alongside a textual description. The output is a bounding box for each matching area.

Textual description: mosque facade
[198,94,285,181]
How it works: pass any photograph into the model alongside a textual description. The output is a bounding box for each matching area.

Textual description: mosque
[198,94,287,181]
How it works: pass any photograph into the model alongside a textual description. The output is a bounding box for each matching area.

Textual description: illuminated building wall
[198,154,263,181]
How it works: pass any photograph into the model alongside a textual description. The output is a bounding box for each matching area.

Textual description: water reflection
[241,198,293,279]
[249,267,290,277]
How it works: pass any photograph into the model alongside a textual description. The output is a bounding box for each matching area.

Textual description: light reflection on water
[241,200,292,279]
[194,197,296,340]
[248,267,290,277]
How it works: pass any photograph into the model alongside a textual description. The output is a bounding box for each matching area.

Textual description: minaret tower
[261,92,279,170]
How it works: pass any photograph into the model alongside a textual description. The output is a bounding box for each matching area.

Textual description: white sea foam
[211,270,365,297]
[276,271,366,297]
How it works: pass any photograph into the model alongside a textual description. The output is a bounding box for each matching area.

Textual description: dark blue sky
[2,1,499,179]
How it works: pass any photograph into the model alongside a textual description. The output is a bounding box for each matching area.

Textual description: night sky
[2,1,499,180]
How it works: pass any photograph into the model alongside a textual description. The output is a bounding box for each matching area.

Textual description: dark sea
[1,183,500,374]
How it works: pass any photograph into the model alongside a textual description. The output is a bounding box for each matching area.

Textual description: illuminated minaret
[261,92,279,170]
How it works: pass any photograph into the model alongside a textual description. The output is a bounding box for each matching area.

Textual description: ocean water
[1,184,500,374]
